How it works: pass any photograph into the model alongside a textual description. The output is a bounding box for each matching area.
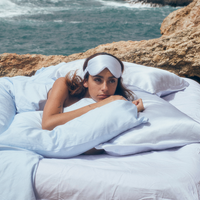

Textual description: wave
[0,0,160,19]
[0,0,71,19]
[96,0,153,8]
[0,0,28,18]
[126,0,160,7]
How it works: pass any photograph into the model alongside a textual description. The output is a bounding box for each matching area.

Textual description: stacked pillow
[0,99,147,158]
[1,59,197,158]
[96,90,200,156]
[54,60,189,97]
[163,78,200,124]
[122,62,189,96]
[5,59,189,114]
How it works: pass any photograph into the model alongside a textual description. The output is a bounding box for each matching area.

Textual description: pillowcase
[162,78,200,124]
[96,90,200,156]
[0,78,16,134]
[0,99,147,158]
[122,62,189,96]
[31,62,68,81]
[53,60,189,96]
[5,59,189,113]
[7,60,85,113]
[54,59,85,79]
[12,79,54,113]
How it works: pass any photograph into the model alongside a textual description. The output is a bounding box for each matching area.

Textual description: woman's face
[83,68,118,102]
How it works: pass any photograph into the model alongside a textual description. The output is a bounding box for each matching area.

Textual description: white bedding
[35,143,200,200]
[34,76,200,200]
[1,60,200,200]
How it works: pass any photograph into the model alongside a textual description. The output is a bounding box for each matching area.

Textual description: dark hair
[65,70,87,98]
[65,52,135,100]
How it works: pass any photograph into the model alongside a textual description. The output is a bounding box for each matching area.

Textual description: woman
[42,52,144,131]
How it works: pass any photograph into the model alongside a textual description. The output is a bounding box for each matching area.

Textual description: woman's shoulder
[48,77,68,99]
[53,77,67,86]
[51,77,69,91]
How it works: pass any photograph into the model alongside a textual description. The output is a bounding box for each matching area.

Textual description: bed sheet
[35,143,200,200]
[34,78,200,200]
[1,60,200,200]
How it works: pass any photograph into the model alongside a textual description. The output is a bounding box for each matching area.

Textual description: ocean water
[0,0,180,56]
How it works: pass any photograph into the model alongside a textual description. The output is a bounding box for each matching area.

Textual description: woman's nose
[101,81,108,92]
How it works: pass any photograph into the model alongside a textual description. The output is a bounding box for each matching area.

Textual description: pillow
[122,62,189,96]
[53,60,189,96]
[7,60,85,113]
[0,78,16,134]
[96,90,200,156]
[6,59,189,113]
[54,59,85,79]
[0,99,147,158]
[32,62,68,81]
[162,78,200,124]
[12,79,54,113]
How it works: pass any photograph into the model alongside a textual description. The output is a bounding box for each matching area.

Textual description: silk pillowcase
[96,90,200,156]
[122,62,189,96]
[0,99,147,158]
[12,79,54,113]
[55,60,189,96]
[7,59,189,113]
[163,78,200,124]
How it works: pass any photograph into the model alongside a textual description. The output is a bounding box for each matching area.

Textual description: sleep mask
[84,55,122,78]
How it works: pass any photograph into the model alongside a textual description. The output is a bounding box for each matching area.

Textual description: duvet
[0,60,200,200]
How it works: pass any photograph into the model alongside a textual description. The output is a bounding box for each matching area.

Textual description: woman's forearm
[42,95,128,130]
[42,103,98,130]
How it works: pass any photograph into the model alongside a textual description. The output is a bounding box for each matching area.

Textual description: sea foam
[0,0,71,18]
[96,0,153,8]
[0,0,28,18]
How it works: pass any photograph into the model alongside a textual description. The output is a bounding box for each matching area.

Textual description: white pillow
[163,78,200,124]
[0,99,147,158]
[53,60,189,96]
[96,90,200,156]
[8,59,189,113]
[0,78,16,134]
[55,60,189,96]
[12,79,54,113]
[122,62,189,96]
[54,59,85,79]
[7,61,85,113]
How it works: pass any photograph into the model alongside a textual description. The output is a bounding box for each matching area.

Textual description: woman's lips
[98,95,109,99]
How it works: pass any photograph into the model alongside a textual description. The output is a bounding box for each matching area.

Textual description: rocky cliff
[0,0,200,82]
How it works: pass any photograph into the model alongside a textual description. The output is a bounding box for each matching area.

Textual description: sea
[0,0,180,56]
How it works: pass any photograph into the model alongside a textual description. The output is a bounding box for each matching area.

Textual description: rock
[161,0,200,35]
[0,0,200,83]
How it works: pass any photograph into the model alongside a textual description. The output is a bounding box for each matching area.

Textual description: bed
[35,143,200,200]
[0,60,200,200]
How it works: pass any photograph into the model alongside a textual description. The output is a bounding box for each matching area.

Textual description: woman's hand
[132,98,144,112]
[95,95,127,107]
[96,96,145,113]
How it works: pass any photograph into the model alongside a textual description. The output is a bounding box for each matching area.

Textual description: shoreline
[126,0,193,7]
[0,0,199,83]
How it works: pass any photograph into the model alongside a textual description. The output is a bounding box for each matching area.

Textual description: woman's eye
[109,79,116,83]
[94,78,101,83]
